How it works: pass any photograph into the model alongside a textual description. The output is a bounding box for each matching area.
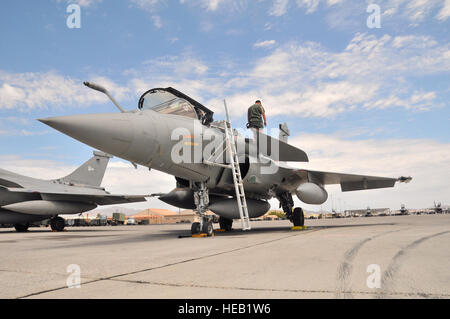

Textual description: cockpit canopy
[138,87,214,125]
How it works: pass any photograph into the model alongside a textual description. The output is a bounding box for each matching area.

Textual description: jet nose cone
[39,113,135,156]
[38,117,56,126]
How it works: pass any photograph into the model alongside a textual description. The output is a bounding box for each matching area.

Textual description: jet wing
[1,187,148,205]
[65,194,149,205]
[292,169,411,192]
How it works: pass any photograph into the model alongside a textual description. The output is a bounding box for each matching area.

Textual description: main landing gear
[278,192,304,227]
[190,182,214,237]
[50,216,66,232]
[14,223,29,232]
[292,207,305,227]
[218,216,233,232]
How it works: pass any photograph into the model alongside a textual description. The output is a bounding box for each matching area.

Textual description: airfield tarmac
[0,214,449,299]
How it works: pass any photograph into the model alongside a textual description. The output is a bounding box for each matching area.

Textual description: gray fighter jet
[39,82,412,236]
[0,151,147,232]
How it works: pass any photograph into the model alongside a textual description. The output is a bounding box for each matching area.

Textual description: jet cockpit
[138,87,214,126]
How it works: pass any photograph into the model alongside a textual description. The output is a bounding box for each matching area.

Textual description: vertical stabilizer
[56,151,112,187]
[279,123,290,143]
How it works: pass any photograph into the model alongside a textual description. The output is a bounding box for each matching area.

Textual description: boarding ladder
[203,100,251,230]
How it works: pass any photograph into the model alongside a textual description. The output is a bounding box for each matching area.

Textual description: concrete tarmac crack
[377,230,450,299]
[109,277,450,299]
[17,228,322,299]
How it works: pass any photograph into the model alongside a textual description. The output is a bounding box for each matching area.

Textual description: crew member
[247,100,266,139]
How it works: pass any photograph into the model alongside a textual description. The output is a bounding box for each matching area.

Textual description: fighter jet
[0,151,147,232]
[39,82,412,236]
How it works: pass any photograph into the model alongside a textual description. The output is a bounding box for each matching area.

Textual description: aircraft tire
[191,222,201,235]
[14,223,29,232]
[50,217,65,232]
[219,217,233,231]
[292,207,304,227]
[202,221,214,237]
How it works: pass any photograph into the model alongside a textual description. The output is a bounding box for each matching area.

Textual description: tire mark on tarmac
[17,227,324,299]
[377,230,450,299]
[335,229,401,299]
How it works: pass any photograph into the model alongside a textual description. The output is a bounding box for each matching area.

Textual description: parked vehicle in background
[126,218,137,225]
[110,212,126,225]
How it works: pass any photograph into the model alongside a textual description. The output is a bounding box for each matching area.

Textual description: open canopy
[138,87,214,125]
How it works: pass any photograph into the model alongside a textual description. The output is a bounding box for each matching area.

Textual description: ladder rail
[223,100,251,231]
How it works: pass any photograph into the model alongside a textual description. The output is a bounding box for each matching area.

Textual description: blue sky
[0,0,449,211]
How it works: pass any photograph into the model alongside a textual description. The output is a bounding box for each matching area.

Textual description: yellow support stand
[192,233,208,238]
[192,232,215,238]
[291,226,307,231]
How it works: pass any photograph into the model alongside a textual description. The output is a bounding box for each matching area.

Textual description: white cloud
[296,0,320,14]
[179,0,235,12]
[9,33,444,118]
[296,0,343,14]
[437,0,450,20]
[203,0,225,11]
[269,0,290,16]
[130,0,159,11]
[392,35,437,48]
[202,33,448,117]
[142,54,209,77]
[59,0,103,8]
[0,84,25,109]
[293,0,450,29]
[363,91,437,111]
[152,15,163,28]
[129,0,166,29]
[118,32,448,120]
[0,71,130,111]
[253,40,277,48]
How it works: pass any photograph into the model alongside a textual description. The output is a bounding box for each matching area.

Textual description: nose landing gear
[190,182,214,237]
[191,219,214,237]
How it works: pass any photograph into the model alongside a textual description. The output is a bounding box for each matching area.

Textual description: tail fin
[279,123,290,143]
[57,151,112,187]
